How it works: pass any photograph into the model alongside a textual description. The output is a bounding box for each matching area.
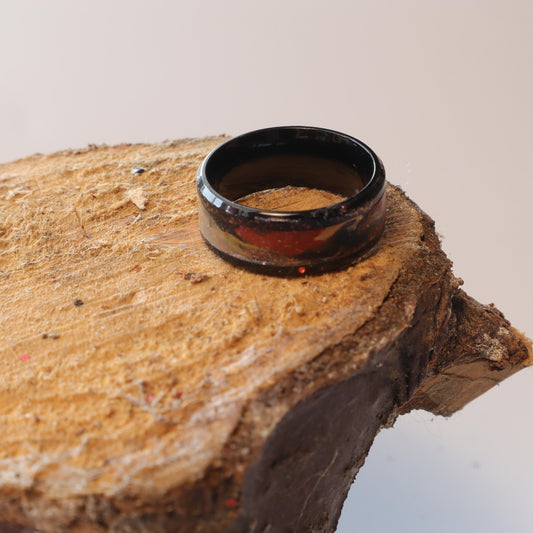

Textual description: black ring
[196,126,386,276]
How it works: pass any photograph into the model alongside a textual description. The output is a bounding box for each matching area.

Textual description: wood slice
[0,138,530,533]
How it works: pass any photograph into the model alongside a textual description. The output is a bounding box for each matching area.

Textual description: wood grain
[0,138,530,532]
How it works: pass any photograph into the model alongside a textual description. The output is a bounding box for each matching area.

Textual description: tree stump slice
[0,138,530,533]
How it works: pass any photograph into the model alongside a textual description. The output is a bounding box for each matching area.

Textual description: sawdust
[126,187,148,210]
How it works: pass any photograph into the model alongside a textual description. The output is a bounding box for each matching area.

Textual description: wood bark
[0,138,530,532]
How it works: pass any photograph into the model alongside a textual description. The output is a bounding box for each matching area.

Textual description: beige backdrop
[1,1,531,531]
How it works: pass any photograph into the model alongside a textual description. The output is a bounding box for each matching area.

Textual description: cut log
[0,138,530,533]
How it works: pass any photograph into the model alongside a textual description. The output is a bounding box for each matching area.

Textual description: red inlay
[234,226,324,256]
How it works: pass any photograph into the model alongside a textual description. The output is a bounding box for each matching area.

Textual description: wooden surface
[0,138,530,532]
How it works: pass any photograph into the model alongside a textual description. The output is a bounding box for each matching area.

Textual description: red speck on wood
[225,498,238,509]
[20,354,30,361]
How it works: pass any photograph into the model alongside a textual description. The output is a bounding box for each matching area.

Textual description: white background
[1,1,531,531]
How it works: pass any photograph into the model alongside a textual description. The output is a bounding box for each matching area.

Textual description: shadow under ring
[196,126,386,276]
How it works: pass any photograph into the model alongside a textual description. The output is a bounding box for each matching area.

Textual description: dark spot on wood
[184,272,209,283]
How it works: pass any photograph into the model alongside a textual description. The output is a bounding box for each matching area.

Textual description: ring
[196,126,386,275]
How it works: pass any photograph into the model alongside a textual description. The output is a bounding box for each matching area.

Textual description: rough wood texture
[0,138,531,533]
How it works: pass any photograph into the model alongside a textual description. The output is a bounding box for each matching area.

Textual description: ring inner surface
[205,136,374,209]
